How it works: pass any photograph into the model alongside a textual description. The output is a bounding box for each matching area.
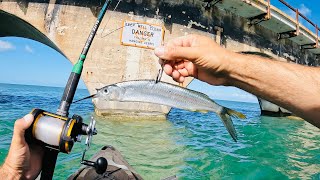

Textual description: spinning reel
[25,109,108,174]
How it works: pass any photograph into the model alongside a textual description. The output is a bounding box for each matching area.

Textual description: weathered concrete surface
[1,0,319,116]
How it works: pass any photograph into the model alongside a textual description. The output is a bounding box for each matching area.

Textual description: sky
[0,0,319,103]
[0,37,86,88]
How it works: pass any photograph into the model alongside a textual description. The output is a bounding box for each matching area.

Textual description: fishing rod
[24,0,113,179]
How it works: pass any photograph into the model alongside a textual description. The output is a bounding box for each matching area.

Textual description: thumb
[154,46,200,61]
[12,114,34,145]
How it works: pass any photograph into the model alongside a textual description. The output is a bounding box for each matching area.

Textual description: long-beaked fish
[78,80,246,141]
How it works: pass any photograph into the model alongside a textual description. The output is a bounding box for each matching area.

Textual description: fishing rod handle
[40,149,58,180]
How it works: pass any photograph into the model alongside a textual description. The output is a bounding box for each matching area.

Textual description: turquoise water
[0,83,319,179]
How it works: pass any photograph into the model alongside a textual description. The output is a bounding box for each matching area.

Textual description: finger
[154,46,199,61]
[172,69,181,80]
[12,114,34,145]
[178,68,189,76]
[176,61,185,69]
[178,76,185,83]
[185,61,198,78]
[163,64,173,76]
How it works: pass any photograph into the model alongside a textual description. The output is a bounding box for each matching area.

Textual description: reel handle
[81,157,108,174]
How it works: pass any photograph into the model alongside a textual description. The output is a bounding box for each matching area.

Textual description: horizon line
[0,82,88,90]
[0,82,258,104]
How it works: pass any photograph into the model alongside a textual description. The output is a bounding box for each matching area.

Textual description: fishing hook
[155,39,166,83]
[155,59,166,83]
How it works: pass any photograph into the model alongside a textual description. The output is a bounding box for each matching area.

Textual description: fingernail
[23,114,33,123]
[154,46,165,56]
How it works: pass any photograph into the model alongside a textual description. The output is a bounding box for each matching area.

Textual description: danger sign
[120,20,164,49]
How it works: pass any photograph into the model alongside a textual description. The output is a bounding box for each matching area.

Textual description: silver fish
[93,80,246,141]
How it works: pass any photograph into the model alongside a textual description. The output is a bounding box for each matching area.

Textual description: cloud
[299,4,311,17]
[0,40,15,52]
[25,45,34,53]
[285,4,313,29]
[287,4,311,20]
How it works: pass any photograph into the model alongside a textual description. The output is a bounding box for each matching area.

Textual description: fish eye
[104,89,109,94]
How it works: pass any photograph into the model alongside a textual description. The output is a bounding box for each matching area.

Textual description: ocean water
[0,83,319,179]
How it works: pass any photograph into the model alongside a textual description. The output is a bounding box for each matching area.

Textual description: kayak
[68,145,143,180]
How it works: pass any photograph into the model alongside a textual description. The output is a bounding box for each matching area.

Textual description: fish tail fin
[225,108,246,119]
[218,108,246,142]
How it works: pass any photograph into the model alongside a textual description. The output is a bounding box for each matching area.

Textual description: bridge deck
[215,0,320,55]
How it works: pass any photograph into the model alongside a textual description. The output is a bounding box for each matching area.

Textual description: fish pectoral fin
[196,110,209,114]
[226,108,246,119]
[189,109,208,113]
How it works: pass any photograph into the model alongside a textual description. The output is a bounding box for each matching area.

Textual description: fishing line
[101,25,127,38]
[97,0,166,83]
[73,94,96,103]
[100,22,140,38]
[100,0,122,38]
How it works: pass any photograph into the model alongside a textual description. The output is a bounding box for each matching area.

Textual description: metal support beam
[204,0,222,9]
[212,0,222,6]
[248,13,269,26]
[276,8,300,40]
[300,43,317,50]
[316,25,319,48]
[266,0,271,19]
[248,0,271,26]
[277,30,297,40]
[295,9,300,36]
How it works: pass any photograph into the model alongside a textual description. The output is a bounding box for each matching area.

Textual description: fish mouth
[72,94,97,103]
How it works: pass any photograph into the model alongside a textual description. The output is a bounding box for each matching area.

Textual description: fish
[78,80,246,141]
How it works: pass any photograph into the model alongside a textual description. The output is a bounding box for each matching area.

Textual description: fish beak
[91,94,98,99]
[72,94,97,104]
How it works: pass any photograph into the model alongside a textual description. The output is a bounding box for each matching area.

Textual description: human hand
[154,34,236,85]
[0,114,44,180]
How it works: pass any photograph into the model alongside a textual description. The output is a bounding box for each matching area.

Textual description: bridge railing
[264,0,319,47]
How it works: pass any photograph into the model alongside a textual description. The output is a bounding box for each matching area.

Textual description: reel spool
[25,109,96,153]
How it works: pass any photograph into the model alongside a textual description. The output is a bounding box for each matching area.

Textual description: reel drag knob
[81,157,108,174]
[95,157,108,174]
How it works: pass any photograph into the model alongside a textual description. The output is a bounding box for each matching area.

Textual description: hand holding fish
[154,34,234,86]
[155,34,320,129]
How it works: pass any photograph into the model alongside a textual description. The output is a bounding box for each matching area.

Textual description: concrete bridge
[1,0,319,116]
